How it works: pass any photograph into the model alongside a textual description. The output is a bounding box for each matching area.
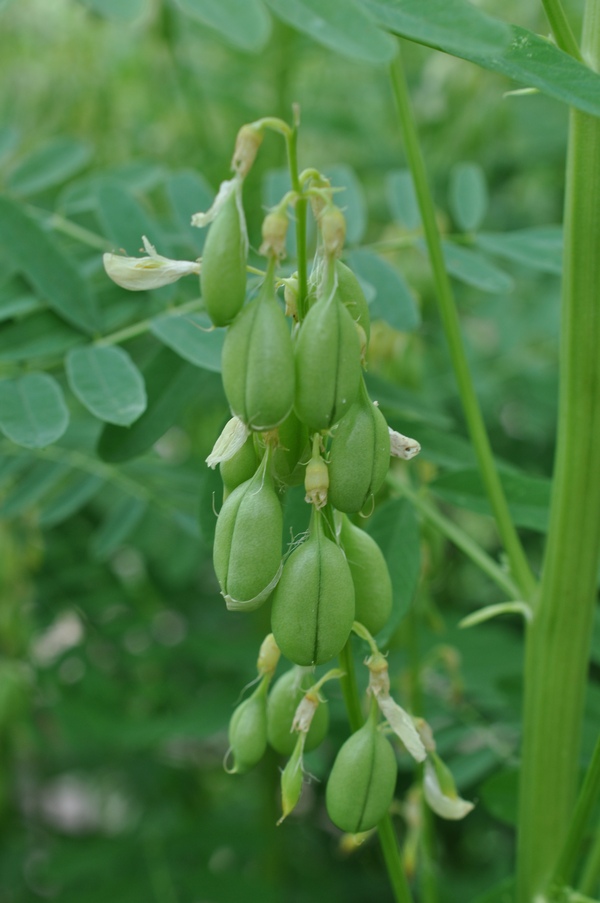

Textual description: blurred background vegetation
[0,1,597,901]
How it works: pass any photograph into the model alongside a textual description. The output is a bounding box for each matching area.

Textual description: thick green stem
[516,2,600,899]
[338,640,414,903]
[541,0,583,59]
[389,49,536,601]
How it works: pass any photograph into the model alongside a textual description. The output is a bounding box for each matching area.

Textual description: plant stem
[338,639,415,903]
[389,476,520,599]
[540,0,583,60]
[285,116,309,321]
[580,824,600,897]
[388,48,536,602]
[551,736,600,893]
[95,297,204,347]
[516,1,600,898]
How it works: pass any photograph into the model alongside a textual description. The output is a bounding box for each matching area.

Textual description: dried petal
[389,429,421,460]
[103,236,200,291]
[377,695,427,762]
[423,757,474,820]
[206,417,250,469]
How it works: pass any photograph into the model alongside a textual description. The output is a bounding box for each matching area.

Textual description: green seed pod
[271,411,309,488]
[271,510,355,666]
[328,381,390,513]
[294,287,361,432]
[220,433,259,497]
[267,668,329,755]
[201,188,247,327]
[227,678,268,774]
[336,261,370,343]
[222,271,295,431]
[340,516,392,636]
[326,705,397,833]
[213,451,283,611]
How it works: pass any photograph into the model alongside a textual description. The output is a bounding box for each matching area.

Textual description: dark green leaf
[66,345,147,426]
[91,495,147,559]
[78,0,148,23]
[38,473,104,528]
[95,179,166,257]
[150,312,223,372]
[449,163,488,232]
[0,460,69,516]
[172,0,272,52]
[362,0,510,58]
[437,241,514,294]
[431,468,551,532]
[480,768,519,826]
[0,373,69,448]
[475,227,563,275]
[265,0,396,64]
[97,347,220,462]
[0,312,84,362]
[346,248,420,331]
[366,497,420,643]
[6,137,92,196]
[385,169,421,230]
[0,196,98,333]
[472,878,515,903]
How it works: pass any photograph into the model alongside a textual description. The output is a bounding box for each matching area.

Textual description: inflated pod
[271,411,309,488]
[213,450,283,611]
[271,509,355,666]
[336,260,370,343]
[228,678,268,774]
[201,189,247,327]
[340,516,392,636]
[328,381,390,513]
[222,271,295,431]
[326,705,397,833]
[294,287,361,432]
[267,668,329,755]
[220,433,259,497]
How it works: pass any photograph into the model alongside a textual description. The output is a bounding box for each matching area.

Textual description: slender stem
[580,824,600,897]
[338,639,414,903]
[540,0,583,60]
[389,477,520,599]
[95,297,204,347]
[388,48,536,601]
[516,1,600,899]
[551,736,600,893]
[27,205,111,251]
[285,124,309,320]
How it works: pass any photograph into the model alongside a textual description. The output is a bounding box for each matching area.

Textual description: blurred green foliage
[0,1,597,901]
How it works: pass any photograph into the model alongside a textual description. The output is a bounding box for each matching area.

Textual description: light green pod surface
[336,260,371,343]
[220,433,259,496]
[340,517,392,636]
[228,685,268,773]
[267,668,330,755]
[271,516,355,666]
[201,191,247,327]
[326,718,397,833]
[213,463,283,611]
[294,291,361,432]
[272,411,309,488]
[222,280,295,431]
[328,387,390,513]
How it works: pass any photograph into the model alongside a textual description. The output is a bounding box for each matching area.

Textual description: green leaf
[431,468,551,532]
[324,165,367,245]
[386,169,421,230]
[38,473,104,528]
[0,373,69,448]
[166,170,214,254]
[6,137,92,197]
[437,241,514,294]
[171,0,272,52]
[346,248,420,331]
[95,179,166,257]
[150,312,224,372]
[459,25,600,118]
[265,0,396,64]
[66,346,147,426]
[366,497,420,643]
[78,0,148,23]
[362,0,510,58]
[480,768,519,827]
[0,196,98,333]
[0,126,19,164]
[0,460,69,517]
[97,347,221,462]
[449,163,488,232]
[0,312,83,362]
[91,494,147,559]
[475,227,563,275]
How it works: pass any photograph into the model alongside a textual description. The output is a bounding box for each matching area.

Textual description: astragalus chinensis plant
[0,0,599,901]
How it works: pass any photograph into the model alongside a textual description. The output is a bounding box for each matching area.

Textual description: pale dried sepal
[205,416,250,469]
[224,560,283,612]
[367,653,426,762]
[231,123,264,178]
[414,717,436,753]
[277,734,305,825]
[191,177,237,228]
[103,236,200,291]
[257,633,280,678]
[423,759,474,820]
[292,692,319,734]
[389,429,421,460]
